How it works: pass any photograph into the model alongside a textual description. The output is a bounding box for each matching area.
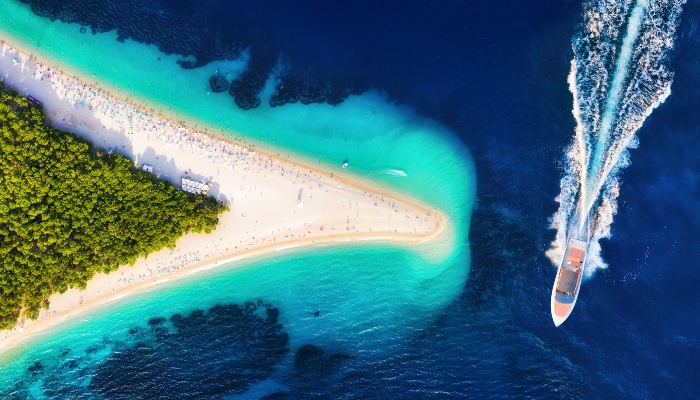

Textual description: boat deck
[555,240,586,298]
[556,268,580,297]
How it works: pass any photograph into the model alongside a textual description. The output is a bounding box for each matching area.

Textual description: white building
[181,177,209,195]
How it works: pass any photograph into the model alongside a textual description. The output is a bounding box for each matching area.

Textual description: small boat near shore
[342,160,348,169]
[551,238,587,327]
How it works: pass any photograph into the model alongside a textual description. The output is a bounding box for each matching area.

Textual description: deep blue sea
[2,0,700,398]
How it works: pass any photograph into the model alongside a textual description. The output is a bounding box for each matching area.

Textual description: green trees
[0,89,228,329]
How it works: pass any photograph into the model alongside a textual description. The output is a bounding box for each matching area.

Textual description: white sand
[0,40,448,353]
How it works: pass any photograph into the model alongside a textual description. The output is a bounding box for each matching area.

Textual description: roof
[181,177,209,194]
[565,245,584,268]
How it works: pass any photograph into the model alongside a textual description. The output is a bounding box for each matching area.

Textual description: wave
[548,0,685,278]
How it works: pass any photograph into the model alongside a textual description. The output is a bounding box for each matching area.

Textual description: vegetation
[0,85,228,329]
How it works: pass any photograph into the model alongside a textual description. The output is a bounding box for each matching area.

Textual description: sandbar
[0,38,449,354]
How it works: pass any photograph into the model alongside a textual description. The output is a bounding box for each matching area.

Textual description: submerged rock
[270,73,358,108]
[293,344,351,376]
[27,361,44,375]
[228,52,275,110]
[209,74,229,93]
[23,0,358,110]
[89,300,289,399]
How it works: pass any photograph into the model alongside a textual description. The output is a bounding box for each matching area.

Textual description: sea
[0,0,698,398]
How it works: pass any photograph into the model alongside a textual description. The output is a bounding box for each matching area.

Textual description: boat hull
[551,239,587,326]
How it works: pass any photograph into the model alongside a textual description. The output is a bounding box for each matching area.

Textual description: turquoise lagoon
[0,0,475,384]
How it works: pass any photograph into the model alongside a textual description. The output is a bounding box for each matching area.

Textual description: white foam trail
[584,0,646,222]
[548,0,685,278]
[378,168,408,177]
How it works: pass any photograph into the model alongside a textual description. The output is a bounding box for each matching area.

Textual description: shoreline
[0,28,366,182]
[2,230,444,356]
[0,37,452,355]
[0,30,443,214]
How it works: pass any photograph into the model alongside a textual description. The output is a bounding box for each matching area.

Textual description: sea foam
[548,0,685,277]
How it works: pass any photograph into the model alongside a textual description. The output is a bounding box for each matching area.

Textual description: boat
[342,161,348,169]
[550,238,587,327]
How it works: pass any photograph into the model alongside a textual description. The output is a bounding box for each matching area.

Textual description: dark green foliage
[0,89,228,329]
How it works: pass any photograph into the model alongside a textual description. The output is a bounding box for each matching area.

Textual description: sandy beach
[0,39,449,353]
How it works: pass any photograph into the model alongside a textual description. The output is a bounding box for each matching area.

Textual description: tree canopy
[0,86,228,329]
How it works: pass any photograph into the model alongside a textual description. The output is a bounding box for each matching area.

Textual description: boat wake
[377,168,408,177]
[548,0,685,278]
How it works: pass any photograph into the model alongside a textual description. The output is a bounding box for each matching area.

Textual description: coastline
[0,26,354,179]
[0,37,452,355]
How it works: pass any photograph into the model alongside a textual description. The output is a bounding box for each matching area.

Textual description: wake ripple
[377,168,408,177]
[548,0,685,277]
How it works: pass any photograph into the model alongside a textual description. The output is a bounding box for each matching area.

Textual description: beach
[0,40,450,353]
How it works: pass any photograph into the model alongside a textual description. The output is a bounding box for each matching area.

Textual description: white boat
[550,239,587,327]
[342,162,348,169]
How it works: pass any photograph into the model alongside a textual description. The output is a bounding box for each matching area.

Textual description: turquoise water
[0,0,475,388]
